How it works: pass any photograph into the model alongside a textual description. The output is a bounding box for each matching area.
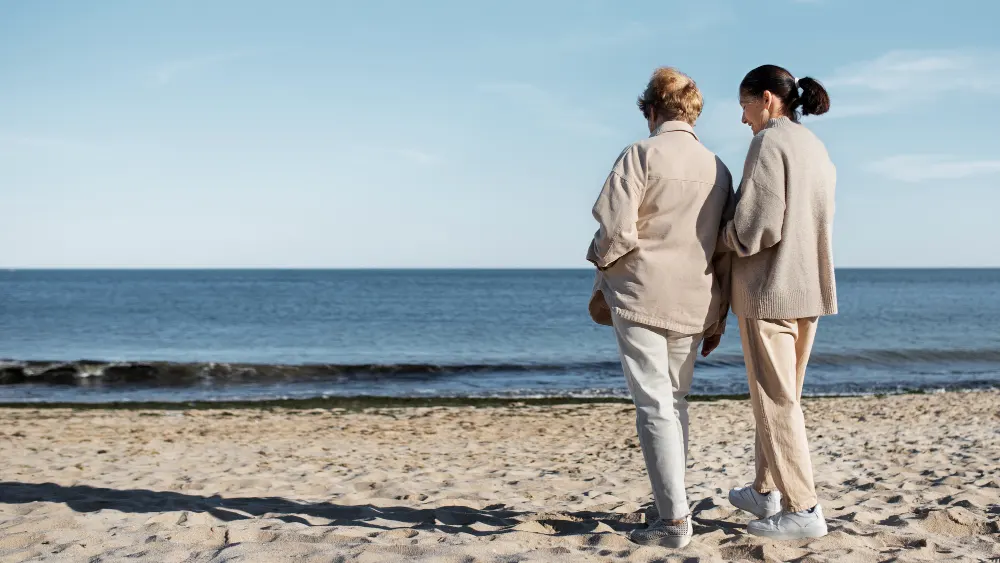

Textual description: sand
[0,391,997,562]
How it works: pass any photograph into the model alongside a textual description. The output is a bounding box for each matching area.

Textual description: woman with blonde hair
[722,64,836,540]
[587,67,733,548]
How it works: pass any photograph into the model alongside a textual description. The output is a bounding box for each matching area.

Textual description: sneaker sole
[727,491,780,519]
[746,525,828,541]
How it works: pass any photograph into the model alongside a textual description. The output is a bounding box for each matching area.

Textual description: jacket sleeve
[721,133,787,258]
[707,161,735,337]
[586,144,645,269]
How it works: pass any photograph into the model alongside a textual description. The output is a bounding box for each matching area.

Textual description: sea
[1,269,998,404]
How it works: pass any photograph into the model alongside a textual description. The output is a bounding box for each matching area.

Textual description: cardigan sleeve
[721,132,787,258]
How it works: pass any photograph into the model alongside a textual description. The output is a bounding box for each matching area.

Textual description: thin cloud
[151,50,256,86]
[396,149,442,166]
[823,50,1000,118]
[552,21,650,52]
[869,154,1000,183]
[479,81,547,98]
[478,81,614,137]
[674,7,737,33]
[484,10,731,58]
[0,132,105,153]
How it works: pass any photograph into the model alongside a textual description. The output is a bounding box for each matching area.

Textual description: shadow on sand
[0,481,746,540]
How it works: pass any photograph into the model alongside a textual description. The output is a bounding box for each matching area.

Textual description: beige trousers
[738,316,820,512]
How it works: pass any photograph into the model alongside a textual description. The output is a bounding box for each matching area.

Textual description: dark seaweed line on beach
[2,386,1000,411]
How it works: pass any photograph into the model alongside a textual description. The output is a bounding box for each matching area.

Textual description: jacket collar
[650,120,698,140]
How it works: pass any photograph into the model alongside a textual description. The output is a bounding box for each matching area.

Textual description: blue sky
[2,0,998,268]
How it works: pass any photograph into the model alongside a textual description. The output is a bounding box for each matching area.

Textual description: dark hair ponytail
[740,64,831,121]
[795,76,830,116]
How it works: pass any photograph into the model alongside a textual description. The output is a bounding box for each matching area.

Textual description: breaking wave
[2,347,999,387]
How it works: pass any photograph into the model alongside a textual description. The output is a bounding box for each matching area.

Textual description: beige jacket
[587,121,734,335]
[721,117,838,319]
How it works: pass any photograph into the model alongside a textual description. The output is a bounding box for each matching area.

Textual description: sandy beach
[0,391,997,562]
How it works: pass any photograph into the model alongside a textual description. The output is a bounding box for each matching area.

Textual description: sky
[2,0,998,268]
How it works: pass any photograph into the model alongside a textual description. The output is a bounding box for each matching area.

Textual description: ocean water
[1,269,998,403]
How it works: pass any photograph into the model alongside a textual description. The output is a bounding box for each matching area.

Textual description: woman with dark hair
[721,64,837,540]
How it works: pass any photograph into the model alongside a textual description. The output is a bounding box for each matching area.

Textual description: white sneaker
[747,505,828,540]
[628,514,693,548]
[728,485,782,518]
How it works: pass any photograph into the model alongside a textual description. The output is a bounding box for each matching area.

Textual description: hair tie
[793,77,801,88]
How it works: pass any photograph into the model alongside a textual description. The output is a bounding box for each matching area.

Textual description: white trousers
[612,312,701,520]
